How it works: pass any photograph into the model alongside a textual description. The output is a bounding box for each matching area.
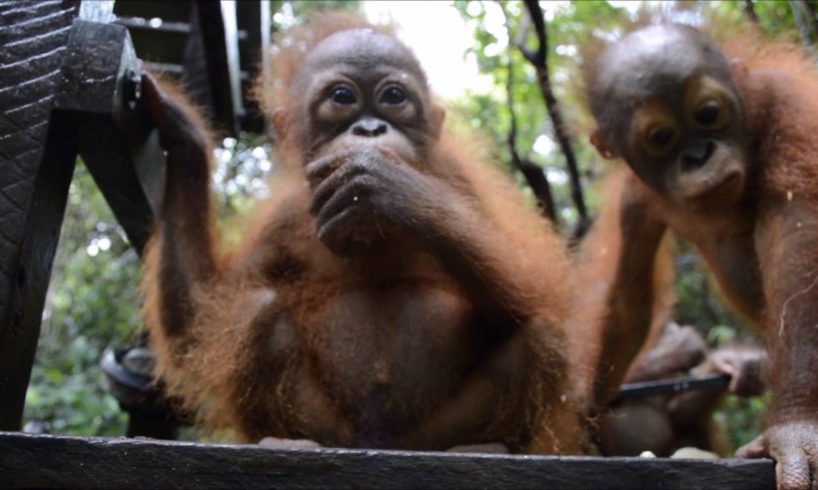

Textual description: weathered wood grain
[0,0,79,431]
[60,19,164,254]
[0,0,164,431]
[0,431,775,490]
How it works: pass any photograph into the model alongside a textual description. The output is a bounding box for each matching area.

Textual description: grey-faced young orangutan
[584,23,818,488]
[140,13,589,454]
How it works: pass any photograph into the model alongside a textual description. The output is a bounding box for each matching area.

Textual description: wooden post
[183,1,242,135]
[59,18,163,253]
[0,0,163,430]
[56,15,169,437]
[0,0,82,431]
[236,0,271,133]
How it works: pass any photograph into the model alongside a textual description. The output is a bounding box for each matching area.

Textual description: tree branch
[742,0,759,24]
[789,0,818,54]
[519,0,589,238]
[805,0,818,23]
[499,3,558,224]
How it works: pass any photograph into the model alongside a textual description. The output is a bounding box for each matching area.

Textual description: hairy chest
[297,282,478,405]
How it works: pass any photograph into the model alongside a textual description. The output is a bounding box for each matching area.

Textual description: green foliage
[212,134,274,245]
[24,163,139,436]
[24,140,275,436]
[271,0,360,31]
[710,0,800,38]
[715,394,769,452]
[289,0,359,17]
[452,1,629,226]
[673,242,745,340]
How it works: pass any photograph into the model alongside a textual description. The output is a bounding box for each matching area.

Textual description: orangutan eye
[695,102,720,126]
[330,86,357,105]
[380,86,407,105]
[648,126,675,146]
[641,123,679,158]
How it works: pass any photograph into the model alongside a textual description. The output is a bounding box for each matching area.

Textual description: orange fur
[568,166,674,407]
[584,23,818,484]
[143,13,590,453]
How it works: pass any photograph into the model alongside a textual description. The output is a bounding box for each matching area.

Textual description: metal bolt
[124,69,142,110]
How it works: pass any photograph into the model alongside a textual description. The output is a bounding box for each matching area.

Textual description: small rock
[671,447,719,459]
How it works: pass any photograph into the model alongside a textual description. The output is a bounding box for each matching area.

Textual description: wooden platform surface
[0,431,775,489]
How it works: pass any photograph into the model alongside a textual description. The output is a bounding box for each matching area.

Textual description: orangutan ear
[590,129,618,160]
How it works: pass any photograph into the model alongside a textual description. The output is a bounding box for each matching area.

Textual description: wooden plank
[189,0,241,135]
[77,112,163,255]
[112,0,192,68]
[56,13,173,437]
[112,0,192,23]
[0,0,80,431]
[0,432,775,490]
[57,20,136,114]
[115,17,192,36]
[57,19,165,254]
[126,24,189,66]
[0,116,78,431]
[77,0,114,23]
[236,0,270,133]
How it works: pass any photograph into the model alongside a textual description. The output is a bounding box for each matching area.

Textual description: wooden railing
[0,432,775,489]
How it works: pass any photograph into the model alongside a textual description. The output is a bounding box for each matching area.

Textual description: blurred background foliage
[25,0,817,453]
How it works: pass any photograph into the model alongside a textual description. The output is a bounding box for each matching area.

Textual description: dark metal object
[100,349,184,439]
[124,69,142,109]
[0,431,775,490]
[614,373,732,403]
[57,20,133,113]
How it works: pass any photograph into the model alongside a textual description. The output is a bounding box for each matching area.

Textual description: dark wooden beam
[57,19,164,254]
[0,0,166,432]
[56,15,170,436]
[116,1,262,135]
[0,432,776,490]
[236,0,271,133]
[115,17,192,35]
[0,0,81,431]
[0,115,78,432]
[183,1,242,136]
[112,0,192,23]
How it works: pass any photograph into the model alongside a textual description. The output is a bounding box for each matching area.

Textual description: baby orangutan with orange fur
[584,24,818,488]
[141,14,588,453]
